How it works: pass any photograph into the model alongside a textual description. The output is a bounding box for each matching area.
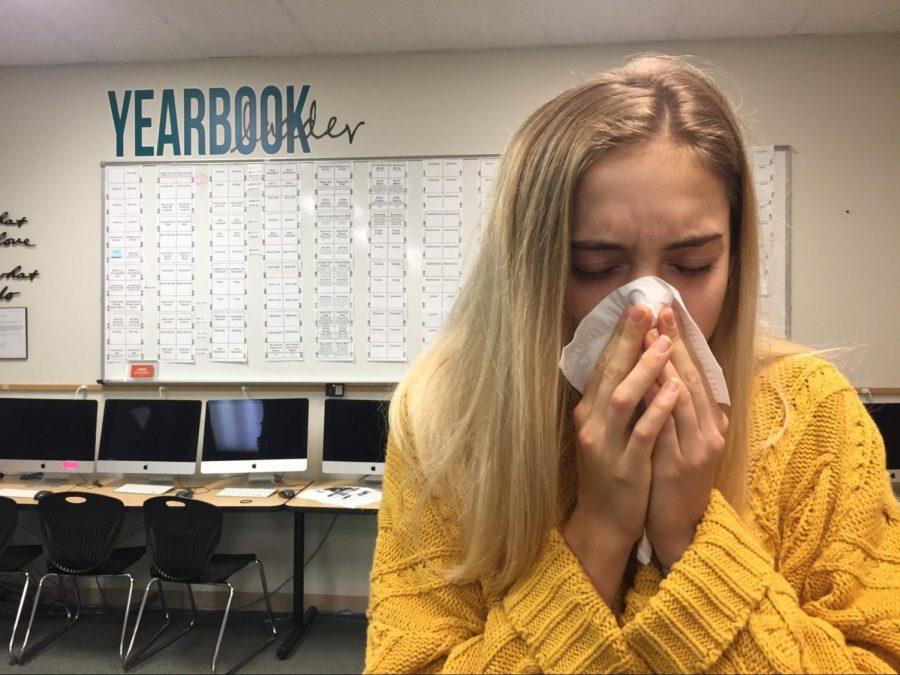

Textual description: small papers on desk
[302,485,381,508]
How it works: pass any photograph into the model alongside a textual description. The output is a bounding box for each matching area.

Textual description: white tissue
[559,276,730,568]
[559,276,730,405]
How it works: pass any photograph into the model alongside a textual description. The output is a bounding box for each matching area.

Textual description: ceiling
[1,0,898,67]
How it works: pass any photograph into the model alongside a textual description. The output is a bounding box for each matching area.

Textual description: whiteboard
[101,156,498,383]
[753,145,792,338]
[101,147,789,383]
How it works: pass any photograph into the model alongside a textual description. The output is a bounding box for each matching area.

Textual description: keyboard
[114,483,173,495]
[216,487,276,498]
[0,488,40,499]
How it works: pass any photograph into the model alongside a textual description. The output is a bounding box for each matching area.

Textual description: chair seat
[152,553,257,584]
[47,545,146,576]
[0,544,43,572]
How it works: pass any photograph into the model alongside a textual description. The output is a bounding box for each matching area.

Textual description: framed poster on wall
[0,307,28,359]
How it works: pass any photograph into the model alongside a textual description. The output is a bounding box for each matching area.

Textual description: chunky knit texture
[365,355,900,673]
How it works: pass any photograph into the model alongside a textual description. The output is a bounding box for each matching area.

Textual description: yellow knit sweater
[365,355,900,673]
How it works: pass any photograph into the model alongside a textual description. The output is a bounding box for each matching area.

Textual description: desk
[276,479,380,660]
[0,475,311,511]
[1,474,372,661]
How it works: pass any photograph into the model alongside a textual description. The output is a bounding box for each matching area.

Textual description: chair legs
[17,573,80,663]
[6,570,33,665]
[123,577,189,670]
[125,558,278,675]
[16,572,136,665]
[213,558,279,675]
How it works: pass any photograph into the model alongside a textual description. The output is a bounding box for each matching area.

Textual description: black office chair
[16,492,145,664]
[123,496,277,674]
[0,496,44,664]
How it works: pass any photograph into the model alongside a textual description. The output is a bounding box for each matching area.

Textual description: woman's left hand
[642,306,730,569]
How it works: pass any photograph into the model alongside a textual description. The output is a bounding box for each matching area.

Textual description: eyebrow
[571,233,723,252]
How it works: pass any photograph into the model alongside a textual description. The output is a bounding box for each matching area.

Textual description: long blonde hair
[391,55,788,593]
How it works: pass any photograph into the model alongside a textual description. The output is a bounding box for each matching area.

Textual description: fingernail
[655,334,672,352]
[648,328,660,341]
[629,306,644,323]
[664,378,679,393]
[663,308,676,330]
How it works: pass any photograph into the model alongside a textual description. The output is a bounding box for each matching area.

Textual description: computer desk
[1,474,376,661]
[0,475,311,511]
[276,478,380,660]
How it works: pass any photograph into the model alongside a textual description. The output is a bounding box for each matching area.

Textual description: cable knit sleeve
[621,363,900,673]
[364,434,648,674]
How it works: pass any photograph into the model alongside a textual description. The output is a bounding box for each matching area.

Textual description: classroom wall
[1,34,898,609]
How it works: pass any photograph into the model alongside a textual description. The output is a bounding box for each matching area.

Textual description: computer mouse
[33,490,53,501]
[278,489,296,500]
[174,489,194,499]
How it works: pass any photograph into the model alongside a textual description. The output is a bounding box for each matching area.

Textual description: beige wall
[1,34,898,607]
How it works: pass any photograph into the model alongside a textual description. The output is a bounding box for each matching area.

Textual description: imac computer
[97,399,202,482]
[866,402,900,487]
[322,399,389,480]
[0,398,98,480]
[201,398,309,486]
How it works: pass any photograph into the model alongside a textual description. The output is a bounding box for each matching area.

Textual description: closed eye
[673,264,713,277]
[571,266,620,280]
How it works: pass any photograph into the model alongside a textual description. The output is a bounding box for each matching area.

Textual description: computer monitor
[97,399,202,479]
[0,398,98,478]
[201,398,309,483]
[322,399,389,478]
[865,402,900,485]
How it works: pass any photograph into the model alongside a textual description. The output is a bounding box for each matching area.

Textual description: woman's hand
[642,307,730,569]
[564,304,681,606]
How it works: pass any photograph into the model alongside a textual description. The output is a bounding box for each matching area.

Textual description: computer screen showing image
[322,399,389,478]
[201,398,309,475]
[866,402,900,485]
[97,399,202,477]
[0,398,98,476]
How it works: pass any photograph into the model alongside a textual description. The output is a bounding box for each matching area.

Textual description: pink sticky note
[62,461,79,470]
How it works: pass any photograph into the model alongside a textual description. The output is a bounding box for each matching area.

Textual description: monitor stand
[246,473,277,489]
[147,474,176,486]
[29,472,75,486]
[360,474,383,486]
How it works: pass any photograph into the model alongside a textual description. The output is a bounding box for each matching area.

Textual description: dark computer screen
[98,399,202,462]
[203,398,309,461]
[0,398,97,460]
[323,399,389,463]
[866,403,900,469]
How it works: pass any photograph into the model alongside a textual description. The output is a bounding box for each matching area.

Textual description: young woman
[365,55,900,673]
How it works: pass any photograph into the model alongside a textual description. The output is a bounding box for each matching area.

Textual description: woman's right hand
[563,304,680,606]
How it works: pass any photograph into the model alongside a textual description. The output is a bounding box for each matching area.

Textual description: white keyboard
[216,487,276,498]
[115,483,173,495]
[0,488,40,499]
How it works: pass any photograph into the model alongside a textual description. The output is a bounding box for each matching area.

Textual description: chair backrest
[142,496,222,581]
[37,492,125,574]
[0,496,18,559]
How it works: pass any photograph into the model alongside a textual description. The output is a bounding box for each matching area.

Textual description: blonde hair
[391,55,799,592]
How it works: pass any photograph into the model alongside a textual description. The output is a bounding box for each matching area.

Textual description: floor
[2,605,367,674]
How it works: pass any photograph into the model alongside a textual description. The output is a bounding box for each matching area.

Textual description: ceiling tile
[422,0,549,51]
[279,0,432,54]
[149,0,317,58]
[9,0,200,63]
[667,0,819,40]
[543,0,678,46]
[0,1,97,65]
[795,0,900,34]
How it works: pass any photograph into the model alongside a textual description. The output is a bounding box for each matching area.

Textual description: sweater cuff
[502,528,633,673]
[622,490,774,672]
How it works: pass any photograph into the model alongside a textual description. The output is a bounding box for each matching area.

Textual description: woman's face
[565,138,732,341]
